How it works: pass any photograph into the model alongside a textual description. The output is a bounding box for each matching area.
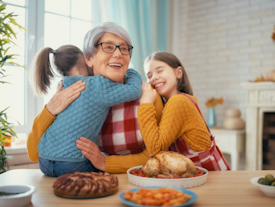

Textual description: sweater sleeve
[98,69,142,106]
[154,89,163,124]
[104,93,163,173]
[137,95,211,155]
[27,106,56,162]
[105,148,150,173]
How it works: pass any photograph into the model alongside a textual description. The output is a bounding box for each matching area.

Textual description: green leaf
[2,12,13,21]
[2,23,15,38]
[0,130,2,145]
[1,38,17,46]
[2,137,11,143]
[0,107,9,115]
[9,19,27,31]
[8,61,24,68]
[3,46,10,55]
[0,4,6,13]
[5,23,16,38]
[0,74,11,79]
[0,155,13,159]
[0,81,10,84]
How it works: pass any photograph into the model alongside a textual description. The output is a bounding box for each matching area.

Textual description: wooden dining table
[0,169,274,207]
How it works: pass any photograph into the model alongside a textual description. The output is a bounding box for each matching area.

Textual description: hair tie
[52,50,56,55]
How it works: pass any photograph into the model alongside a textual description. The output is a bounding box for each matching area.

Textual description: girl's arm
[98,69,142,106]
[137,101,178,155]
[27,81,86,161]
[138,94,210,156]
[137,82,183,155]
[138,80,211,154]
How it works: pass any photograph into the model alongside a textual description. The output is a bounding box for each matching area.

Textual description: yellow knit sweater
[27,93,163,174]
[137,93,211,156]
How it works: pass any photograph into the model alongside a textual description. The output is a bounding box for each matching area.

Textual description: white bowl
[127,165,208,188]
[0,185,37,207]
[250,176,275,197]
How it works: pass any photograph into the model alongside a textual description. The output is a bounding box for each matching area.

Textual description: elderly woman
[27,22,163,174]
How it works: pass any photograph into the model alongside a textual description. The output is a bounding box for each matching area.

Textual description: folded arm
[138,95,212,155]
[137,96,187,155]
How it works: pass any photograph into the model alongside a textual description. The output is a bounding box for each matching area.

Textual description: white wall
[171,0,275,126]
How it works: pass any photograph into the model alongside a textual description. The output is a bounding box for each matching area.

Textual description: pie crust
[53,171,119,198]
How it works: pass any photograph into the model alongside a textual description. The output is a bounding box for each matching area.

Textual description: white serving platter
[127,165,208,188]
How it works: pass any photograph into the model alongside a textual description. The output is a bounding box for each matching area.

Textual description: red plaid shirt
[96,100,145,155]
[170,94,230,171]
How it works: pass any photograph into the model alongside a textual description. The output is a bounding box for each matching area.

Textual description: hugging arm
[27,81,86,161]
[98,69,142,106]
[76,137,150,173]
[104,149,150,173]
[137,95,211,155]
[137,96,186,156]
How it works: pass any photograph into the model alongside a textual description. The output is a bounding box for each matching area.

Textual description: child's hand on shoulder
[139,81,156,104]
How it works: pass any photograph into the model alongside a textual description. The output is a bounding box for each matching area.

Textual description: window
[0,1,26,126]
[43,0,97,104]
[0,0,100,134]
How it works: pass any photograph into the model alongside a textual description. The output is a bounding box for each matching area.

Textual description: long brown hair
[29,45,83,95]
[144,52,193,95]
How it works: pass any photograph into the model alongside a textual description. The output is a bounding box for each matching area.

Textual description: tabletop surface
[0,169,274,207]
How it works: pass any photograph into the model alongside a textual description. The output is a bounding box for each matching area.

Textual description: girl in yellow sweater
[137,52,230,171]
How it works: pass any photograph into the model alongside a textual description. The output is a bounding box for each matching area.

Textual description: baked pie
[53,171,119,198]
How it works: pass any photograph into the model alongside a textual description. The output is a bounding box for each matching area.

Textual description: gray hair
[83,22,132,59]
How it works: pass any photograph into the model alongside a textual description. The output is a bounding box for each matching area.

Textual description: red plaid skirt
[170,94,230,171]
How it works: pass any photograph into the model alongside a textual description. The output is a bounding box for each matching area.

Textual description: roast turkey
[142,151,197,178]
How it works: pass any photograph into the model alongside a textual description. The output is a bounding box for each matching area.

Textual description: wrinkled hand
[76,137,106,171]
[46,80,86,116]
[139,81,156,104]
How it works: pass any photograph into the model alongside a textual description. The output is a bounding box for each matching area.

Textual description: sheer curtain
[98,0,170,80]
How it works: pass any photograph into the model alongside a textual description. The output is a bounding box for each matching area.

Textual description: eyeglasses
[95,42,133,55]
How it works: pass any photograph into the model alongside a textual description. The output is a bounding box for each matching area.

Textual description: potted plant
[0,0,26,174]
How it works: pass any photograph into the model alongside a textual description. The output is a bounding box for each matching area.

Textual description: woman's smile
[108,62,123,69]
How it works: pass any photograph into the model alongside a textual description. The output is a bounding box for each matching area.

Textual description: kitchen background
[1,0,275,170]
[1,0,275,133]
[171,0,275,124]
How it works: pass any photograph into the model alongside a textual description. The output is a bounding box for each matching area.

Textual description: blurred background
[0,0,275,137]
